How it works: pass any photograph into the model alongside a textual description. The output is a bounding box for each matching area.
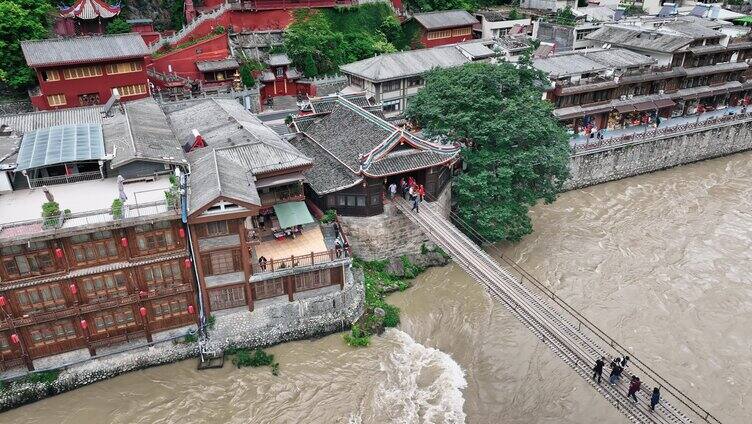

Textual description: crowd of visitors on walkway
[388,177,425,214]
[592,356,661,412]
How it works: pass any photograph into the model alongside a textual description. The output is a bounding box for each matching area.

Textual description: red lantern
[120,237,128,247]
[178,228,186,238]
[80,319,88,330]
[55,248,64,258]
[183,258,192,269]
[188,305,195,314]
[10,333,19,344]
[139,307,147,317]
[0,296,5,307]
[69,284,78,295]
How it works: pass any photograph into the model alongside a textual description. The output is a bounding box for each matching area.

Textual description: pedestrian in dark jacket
[650,387,660,411]
[411,196,420,213]
[621,356,630,368]
[627,376,641,402]
[592,357,605,383]
[609,364,621,384]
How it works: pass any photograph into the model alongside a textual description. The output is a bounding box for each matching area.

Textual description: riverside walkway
[393,197,721,424]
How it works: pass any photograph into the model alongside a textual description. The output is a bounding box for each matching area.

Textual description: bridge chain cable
[392,193,721,424]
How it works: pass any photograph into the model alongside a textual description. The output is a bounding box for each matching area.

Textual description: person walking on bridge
[650,387,660,412]
[411,195,420,213]
[609,361,622,384]
[592,357,605,383]
[627,376,641,403]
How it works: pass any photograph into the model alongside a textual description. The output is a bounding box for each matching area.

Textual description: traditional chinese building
[21,34,150,111]
[403,10,477,48]
[56,0,122,36]
[289,95,460,216]
[163,98,350,315]
[536,16,752,133]
[0,98,196,371]
[339,39,525,119]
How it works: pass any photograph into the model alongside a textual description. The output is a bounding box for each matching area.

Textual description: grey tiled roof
[196,58,239,72]
[304,103,393,171]
[188,148,260,214]
[341,44,470,82]
[412,10,478,30]
[365,149,454,177]
[0,106,104,133]
[585,25,697,53]
[533,48,654,77]
[165,98,310,175]
[290,96,459,194]
[309,93,372,114]
[0,136,20,166]
[268,53,292,66]
[21,33,148,67]
[287,133,363,195]
[111,98,185,169]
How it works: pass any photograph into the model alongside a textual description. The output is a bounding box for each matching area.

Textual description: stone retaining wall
[0,266,363,412]
[565,119,752,190]
[338,183,452,260]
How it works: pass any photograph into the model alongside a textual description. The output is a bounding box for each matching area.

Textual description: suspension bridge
[393,197,721,424]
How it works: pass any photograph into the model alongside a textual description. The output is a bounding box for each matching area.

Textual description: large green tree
[0,0,51,89]
[284,5,402,77]
[402,0,474,12]
[406,61,571,242]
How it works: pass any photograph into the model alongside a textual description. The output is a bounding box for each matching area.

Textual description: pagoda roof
[60,0,121,20]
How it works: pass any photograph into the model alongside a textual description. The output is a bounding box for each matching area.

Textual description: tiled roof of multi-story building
[21,33,148,67]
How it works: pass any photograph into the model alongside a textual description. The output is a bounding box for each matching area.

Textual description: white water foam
[373,329,468,424]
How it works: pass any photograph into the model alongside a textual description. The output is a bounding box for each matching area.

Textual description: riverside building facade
[535,16,752,134]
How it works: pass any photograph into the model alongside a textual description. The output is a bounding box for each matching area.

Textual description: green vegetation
[205,314,216,331]
[406,61,570,243]
[168,0,185,30]
[111,199,124,219]
[153,31,225,58]
[41,201,61,227]
[0,0,51,90]
[106,17,132,34]
[25,370,60,385]
[508,8,521,20]
[343,324,371,346]
[239,59,264,88]
[164,175,180,208]
[554,6,577,26]
[403,0,473,13]
[212,25,226,35]
[229,347,280,375]
[320,209,337,224]
[344,257,426,347]
[284,4,417,77]
[183,332,198,343]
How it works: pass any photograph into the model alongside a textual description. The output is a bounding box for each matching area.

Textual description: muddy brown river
[4,152,752,424]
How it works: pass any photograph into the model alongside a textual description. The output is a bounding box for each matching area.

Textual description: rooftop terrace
[0,175,174,241]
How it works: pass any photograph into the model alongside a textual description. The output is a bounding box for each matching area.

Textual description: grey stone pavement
[570,106,745,146]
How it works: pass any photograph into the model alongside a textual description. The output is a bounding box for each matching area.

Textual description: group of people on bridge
[592,356,661,412]
[388,177,425,213]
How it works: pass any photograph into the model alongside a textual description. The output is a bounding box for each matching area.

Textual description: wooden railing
[253,248,348,275]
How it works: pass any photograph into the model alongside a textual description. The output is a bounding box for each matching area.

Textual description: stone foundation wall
[565,119,752,190]
[338,183,452,260]
[0,266,363,412]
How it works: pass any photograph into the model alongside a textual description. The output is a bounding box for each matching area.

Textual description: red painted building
[128,18,162,46]
[21,34,150,110]
[149,33,232,87]
[200,0,354,12]
[55,0,122,36]
[405,10,477,48]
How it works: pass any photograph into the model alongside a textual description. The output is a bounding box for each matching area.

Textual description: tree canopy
[405,61,571,242]
[403,0,473,13]
[284,5,415,77]
[106,17,132,34]
[0,0,51,89]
